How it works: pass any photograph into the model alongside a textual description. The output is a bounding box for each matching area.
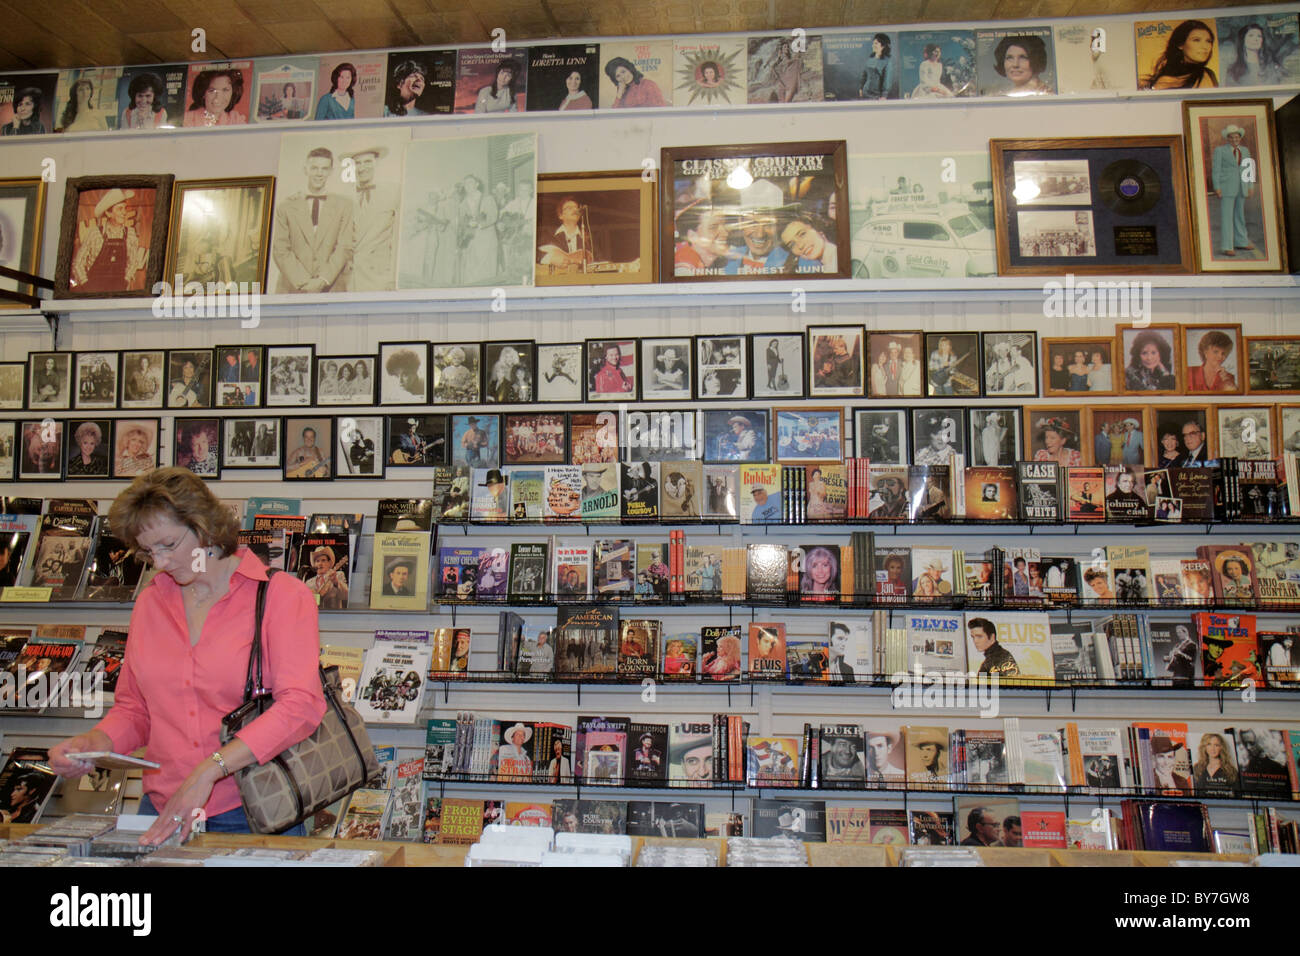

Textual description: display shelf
[434,516,1300,532]
[39,272,1300,321]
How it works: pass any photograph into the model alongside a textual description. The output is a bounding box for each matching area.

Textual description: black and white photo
[484,341,536,403]
[265,344,313,406]
[0,421,14,480]
[910,408,967,466]
[336,415,383,478]
[750,333,804,399]
[430,343,479,405]
[165,349,213,409]
[981,332,1038,396]
[221,417,281,468]
[314,354,376,406]
[694,335,747,399]
[624,409,698,463]
[1216,405,1274,459]
[73,352,118,410]
[536,343,584,403]
[853,408,908,466]
[968,408,1021,466]
[640,337,692,401]
[0,362,24,409]
[1016,209,1096,257]
[380,341,429,405]
[1011,159,1091,204]
[120,350,165,408]
[28,352,71,411]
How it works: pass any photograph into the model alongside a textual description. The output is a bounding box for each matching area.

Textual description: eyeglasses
[138,527,193,563]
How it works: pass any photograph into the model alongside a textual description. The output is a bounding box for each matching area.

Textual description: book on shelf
[616,618,658,678]
[353,640,431,724]
[593,538,634,596]
[700,624,742,681]
[79,629,127,693]
[660,631,698,680]
[0,747,60,823]
[552,544,592,601]
[747,622,786,679]
[818,724,865,785]
[436,545,484,601]
[635,542,670,600]
[554,605,618,677]
[1196,611,1259,687]
[744,736,801,786]
[908,465,950,520]
[751,799,826,842]
[660,460,702,518]
[627,722,668,783]
[965,465,1017,521]
[433,467,470,522]
[578,462,620,520]
[739,463,781,524]
[383,758,426,841]
[1016,460,1062,522]
[506,466,544,521]
[469,468,510,521]
[575,715,629,783]
[376,498,434,532]
[369,532,430,611]
[507,542,547,603]
[621,461,660,520]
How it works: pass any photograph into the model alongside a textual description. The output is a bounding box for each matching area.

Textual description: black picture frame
[314,353,377,407]
[693,334,749,400]
[852,407,909,467]
[923,332,981,398]
[220,416,283,470]
[283,416,334,480]
[385,414,447,467]
[429,342,479,405]
[535,343,585,403]
[639,337,693,402]
[0,421,14,481]
[213,344,266,409]
[164,349,214,409]
[265,344,315,407]
[17,419,64,480]
[174,416,222,479]
[806,324,866,398]
[27,352,72,412]
[980,331,1039,397]
[118,350,166,409]
[585,338,638,401]
[967,407,1022,466]
[449,413,500,470]
[624,408,699,463]
[111,418,161,479]
[749,333,804,399]
[64,418,112,479]
[483,341,537,404]
[72,351,119,410]
[910,407,968,466]
[700,408,769,463]
[502,411,569,465]
[335,414,385,479]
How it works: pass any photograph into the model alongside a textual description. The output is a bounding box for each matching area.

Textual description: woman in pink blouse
[49,468,325,843]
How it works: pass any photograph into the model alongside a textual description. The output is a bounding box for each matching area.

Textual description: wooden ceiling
[0,0,1269,72]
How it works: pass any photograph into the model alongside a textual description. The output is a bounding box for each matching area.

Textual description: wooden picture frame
[1181,323,1244,395]
[967,407,1022,467]
[1245,336,1300,395]
[119,350,166,409]
[700,408,767,464]
[535,343,585,403]
[639,337,693,402]
[1214,404,1276,460]
[1083,405,1151,468]
[0,177,47,308]
[0,421,17,480]
[910,407,967,466]
[0,362,26,410]
[1117,324,1183,396]
[535,170,658,286]
[163,176,275,289]
[584,339,638,401]
[379,341,430,406]
[430,342,479,406]
[661,140,850,282]
[1181,98,1288,273]
[990,137,1194,275]
[165,348,214,409]
[502,411,568,465]
[1278,405,1300,457]
[385,414,446,467]
[54,174,175,298]
[1021,406,1086,469]
[1042,336,1118,397]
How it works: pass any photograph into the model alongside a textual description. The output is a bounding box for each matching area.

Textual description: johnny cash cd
[1098,159,1161,216]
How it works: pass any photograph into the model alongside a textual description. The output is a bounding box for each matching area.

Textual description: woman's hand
[48,730,114,778]
[140,759,220,846]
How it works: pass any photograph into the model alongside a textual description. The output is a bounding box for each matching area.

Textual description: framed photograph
[484,341,536,404]
[111,419,160,478]
[1279,405,1300,456]
[1085,406,1151,467]
[1042,337,1116,396]
[335,414,383,478]
[283,417,334,480]
[866,331,921,398]
[1215,405,1275,459]
[18,420,63,480]
[924,332,980,398]
[662,140,849,281]
[536,343,585,403]
[1152,406,1215,468]
[213,345,266,409]
[54,174,175,298]
[165,349,214,409]
[429,343,481,406]
[536,171,657,286]
[1022,406,1085,468]
[164,177,274,289]
[174,417,221,479]
[910,408,967,466]
[640,337,693,401]
[980,331,1038,396]
[967,408,1021,466]
[120,350,166,409]
[265,344,314,407]
[624,409,697,463]
[1181,324,1244,395]
[28,352,72,411]
[386,414,446,467]
[379,341,430,405]
[701,408,767,463]
[750,333,804,399]
[450,414,500,470]
[773,407,844,464]
[0,362,24,409]
[853,408,909,467]
[694,335,748,400]
[990,137,1194,275]
[0,178,47,308]
[1182,99,1287,273]
[1118,324,1182,395]
[585,339,637,400]
[1246,336,1300,394]
[313,354,375,407]
[570,411,619,464]
[64,419,112,479]
[0,422,14,480]
[807,324,866,398]
[221,417,281,469]
[503,412,568,465]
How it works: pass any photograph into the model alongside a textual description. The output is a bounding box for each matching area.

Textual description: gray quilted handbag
[220,570,379,834]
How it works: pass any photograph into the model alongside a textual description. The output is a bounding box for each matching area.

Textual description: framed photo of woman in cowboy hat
[55,175,174,298]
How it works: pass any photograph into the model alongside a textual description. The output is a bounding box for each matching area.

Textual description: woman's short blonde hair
[108,466,239,556]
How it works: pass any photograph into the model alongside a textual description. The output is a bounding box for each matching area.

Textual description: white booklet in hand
[66,751,161,770]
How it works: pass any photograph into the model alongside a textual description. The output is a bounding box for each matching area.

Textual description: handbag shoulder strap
[242,568,280,701]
